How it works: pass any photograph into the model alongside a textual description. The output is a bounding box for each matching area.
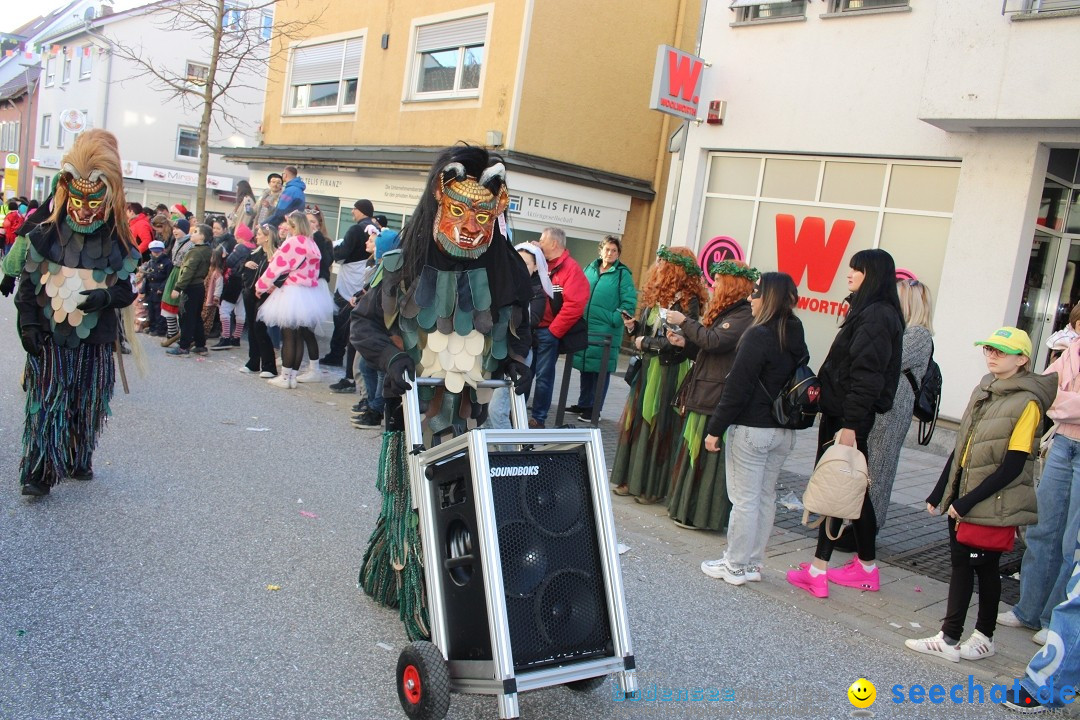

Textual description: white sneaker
[1033,628,1048,645]
[700,558,746,586]
[744,565,762,582]
[959,630,996,660]
[904,632,960,662]
[268,375,292,389]
[296,369,322,383]
[997,609,1026,628]
[259,371,276,379]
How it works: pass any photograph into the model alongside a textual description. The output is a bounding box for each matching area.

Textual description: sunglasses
[750,285,762,299]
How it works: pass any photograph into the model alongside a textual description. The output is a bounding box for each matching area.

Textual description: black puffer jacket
[706,317,809,436]
[676,300,754,415]
[817,299,904,431]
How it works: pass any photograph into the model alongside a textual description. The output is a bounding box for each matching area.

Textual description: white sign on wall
[134,164,235,191]
[508,192,626,234]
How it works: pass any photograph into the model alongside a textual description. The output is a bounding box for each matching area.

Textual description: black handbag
[624,355,642,386]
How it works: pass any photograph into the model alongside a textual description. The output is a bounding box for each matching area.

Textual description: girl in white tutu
[255,211,334,388]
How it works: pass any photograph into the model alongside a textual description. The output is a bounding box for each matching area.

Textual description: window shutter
[342,37,364,79]
[290,41,345,85]
[416,14,487,53]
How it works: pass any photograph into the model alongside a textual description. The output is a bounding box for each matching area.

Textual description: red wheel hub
[402,664,422,705]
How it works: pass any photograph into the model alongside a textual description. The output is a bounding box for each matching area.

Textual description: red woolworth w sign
[649,45,706,122]
[775,214,855,294]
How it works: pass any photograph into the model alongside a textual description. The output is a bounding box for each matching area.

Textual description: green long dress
[610,301,696,502]
[667,412,729,529]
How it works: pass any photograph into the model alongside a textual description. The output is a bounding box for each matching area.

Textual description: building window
[80,45,93,78]
[0,121,18,152]
[45,56,56,86]
[410,13,487,99]
[828,0,909,11]
[287,36,364,114]
[41,115,51,147]
[58,124,66,149]
[732,1,807,21]
[176,127,200,159]
[62,54,71,83]
[187,61,210,85]
[33,176,46,202]
[260,12,273,41]
[224,6,244,31]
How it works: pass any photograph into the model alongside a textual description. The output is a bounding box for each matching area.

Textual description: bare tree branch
[106,0,324,216]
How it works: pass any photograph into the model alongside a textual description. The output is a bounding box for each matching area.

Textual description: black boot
[21,465,50,496]
[70,465,94,481]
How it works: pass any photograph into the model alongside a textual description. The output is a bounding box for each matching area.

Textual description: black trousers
[327,294,350,360]
[245,291,276,373]
[942,518,1002,640]
[178,285,206,350]
[814,413,878,563]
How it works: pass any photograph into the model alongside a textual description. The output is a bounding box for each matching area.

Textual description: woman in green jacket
[570,236,637,420]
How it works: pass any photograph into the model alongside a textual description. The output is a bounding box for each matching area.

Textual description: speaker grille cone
[521,471,585,537]
[498,520,549,598]
[535,568,600,649]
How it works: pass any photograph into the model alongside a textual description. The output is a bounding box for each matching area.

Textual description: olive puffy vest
[942,371,1058,527]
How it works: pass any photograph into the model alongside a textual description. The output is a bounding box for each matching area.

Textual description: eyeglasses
[982,346,1010,358]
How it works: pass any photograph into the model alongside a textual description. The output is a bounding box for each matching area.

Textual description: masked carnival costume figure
[350,146,534,640]
[13,129,140,497]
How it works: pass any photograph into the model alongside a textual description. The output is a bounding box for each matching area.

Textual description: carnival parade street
[0,303,1036,720]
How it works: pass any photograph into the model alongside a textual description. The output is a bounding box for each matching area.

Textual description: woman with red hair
[664,261,757,530]
[610,245,708,502]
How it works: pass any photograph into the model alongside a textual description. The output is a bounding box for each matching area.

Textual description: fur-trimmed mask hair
[53,129,126,237]
[432,160,510,259]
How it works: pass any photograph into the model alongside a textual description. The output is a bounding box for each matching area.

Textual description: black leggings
[814,413,877,563]
[281,327,318,371]
[942,518,1002,640]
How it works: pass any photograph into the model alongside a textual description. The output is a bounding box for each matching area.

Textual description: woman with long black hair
[787,248,904,599]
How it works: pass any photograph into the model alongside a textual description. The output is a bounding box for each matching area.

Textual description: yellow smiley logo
[848,678,876,709]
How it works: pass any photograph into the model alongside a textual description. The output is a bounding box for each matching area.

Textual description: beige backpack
[802,435,869,540]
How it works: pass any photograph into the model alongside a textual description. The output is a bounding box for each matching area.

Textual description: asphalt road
[0,302,1014,720]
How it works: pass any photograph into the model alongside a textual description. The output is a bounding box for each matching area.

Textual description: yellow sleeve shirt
[961,401,1040,467]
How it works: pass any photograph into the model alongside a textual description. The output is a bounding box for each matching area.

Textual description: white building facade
[662,0,1080,420]
[30,1,267,214]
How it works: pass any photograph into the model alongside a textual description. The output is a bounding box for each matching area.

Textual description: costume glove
[504,360,533,395]
[384,353,416,396]
[76,288,111,313]
[20,324,44,356]
[0,274,15,297]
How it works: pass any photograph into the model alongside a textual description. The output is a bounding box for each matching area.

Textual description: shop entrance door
[1018,233,1080,371]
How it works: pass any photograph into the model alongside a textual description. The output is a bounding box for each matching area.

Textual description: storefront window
[1037,181,1068,231]
[698,153,958,369]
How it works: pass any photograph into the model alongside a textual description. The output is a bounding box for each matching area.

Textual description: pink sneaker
[827,558,880,591]
[786,565,828,598]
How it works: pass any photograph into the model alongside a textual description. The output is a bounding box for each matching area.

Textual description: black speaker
[427,448,614,671]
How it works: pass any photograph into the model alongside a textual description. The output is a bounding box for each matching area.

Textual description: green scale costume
[350,147,533,640]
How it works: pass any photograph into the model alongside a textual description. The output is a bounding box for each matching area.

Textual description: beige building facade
[219,0,701,277]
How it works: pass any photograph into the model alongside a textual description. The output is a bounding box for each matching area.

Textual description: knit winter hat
[375,229,400,260]
[176,218,190,234]
[234,223,254,243]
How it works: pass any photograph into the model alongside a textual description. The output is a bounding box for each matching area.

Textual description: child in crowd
[214,223,255,349]
[142,240,173,336]
[202,250,224,339]
[166,223,213,356]
[159,218,192,346]
[906,327,1056,662]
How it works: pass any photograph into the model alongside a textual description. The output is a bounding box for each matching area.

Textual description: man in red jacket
[530,226,588,428]
[126,202,154,259]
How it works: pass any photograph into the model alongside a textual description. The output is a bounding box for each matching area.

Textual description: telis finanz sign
[649,45,706,122]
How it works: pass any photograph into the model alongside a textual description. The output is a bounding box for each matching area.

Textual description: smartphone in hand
[619,309,633,319]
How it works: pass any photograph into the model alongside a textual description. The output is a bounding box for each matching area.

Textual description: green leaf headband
[709,260,760,283]
[656,245,703,277]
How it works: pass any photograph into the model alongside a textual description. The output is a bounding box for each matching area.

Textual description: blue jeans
[1015,435,1080,630]
[359,357,385,413]
[723,425,796,569]
[482,351,532,430]
[529,328,560,425]
[1021,530,1080,707]
[576,371,611,414]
